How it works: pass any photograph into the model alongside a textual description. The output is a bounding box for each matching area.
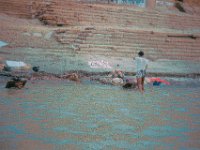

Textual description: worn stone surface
[33,32,42,37]
[1,1,200,62]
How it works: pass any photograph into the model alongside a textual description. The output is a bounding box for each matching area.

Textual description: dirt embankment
[1,70,200,80]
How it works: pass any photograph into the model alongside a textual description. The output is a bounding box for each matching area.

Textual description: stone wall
[0,0,199,19]
[0,0,200,61]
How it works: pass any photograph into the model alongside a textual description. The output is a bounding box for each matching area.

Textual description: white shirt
[135,57,149,72]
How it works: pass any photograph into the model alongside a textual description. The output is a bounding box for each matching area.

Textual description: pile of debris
[5,77,27,89]
[0,59,82,89]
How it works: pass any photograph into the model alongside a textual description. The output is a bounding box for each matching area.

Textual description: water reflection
[0,79,200,150]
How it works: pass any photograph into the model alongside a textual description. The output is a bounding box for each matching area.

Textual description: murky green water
[0,78,200,150]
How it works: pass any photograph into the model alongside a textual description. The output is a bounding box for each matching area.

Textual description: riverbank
[0,51,200,80]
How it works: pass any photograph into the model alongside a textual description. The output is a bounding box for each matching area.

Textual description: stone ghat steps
[48,5,200,23]
[2,45,196,61]
[0,34,60,49]
[40,1,200,30]
[0,0,32,18]
[78,45,200,57]
[56,28,200,40]
[73,34,200,46]
[55,29,200,60]
[1,46,198,61]
[1,1,200,30]
[56,29,200,48]
[77,44,200,53]
[0,35,61,50]
[71,40,200,53]
[44,10,200,29]
[78,47,200,61]
[75,42,200,53]
[0,48,75,59]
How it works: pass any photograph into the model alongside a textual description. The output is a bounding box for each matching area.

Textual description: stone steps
[56,29,200,46]
[54,27,200,60]
[0,0,200,61]
[78,44,200,55]
[78,48,200,61]
[41,1,200,30]
[78,43,200,53]
[44,9,192,29]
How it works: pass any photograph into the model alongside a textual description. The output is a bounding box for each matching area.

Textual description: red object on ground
[149,77,170,85]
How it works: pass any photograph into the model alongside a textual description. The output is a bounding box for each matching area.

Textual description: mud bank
[1,70,200,80]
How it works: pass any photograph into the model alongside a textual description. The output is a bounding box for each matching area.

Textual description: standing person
[135,51,149,93]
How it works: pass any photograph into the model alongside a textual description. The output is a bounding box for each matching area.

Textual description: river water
[0,77,200,150]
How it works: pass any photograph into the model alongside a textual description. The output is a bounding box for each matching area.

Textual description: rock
[61,73,80,82]
[5,77,27,89]
[123,83,136,89]
[123,77,137,89]
[112,78,124,85]
[68,74,79,82]
[98,77,113,84]
[175,1,186,12]
[109,70,124,78]
[85,27,95,30]
[32,66,40,72]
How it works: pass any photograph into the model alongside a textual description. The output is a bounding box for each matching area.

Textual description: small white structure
[6,61,26,68]
[5,60,31,71]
